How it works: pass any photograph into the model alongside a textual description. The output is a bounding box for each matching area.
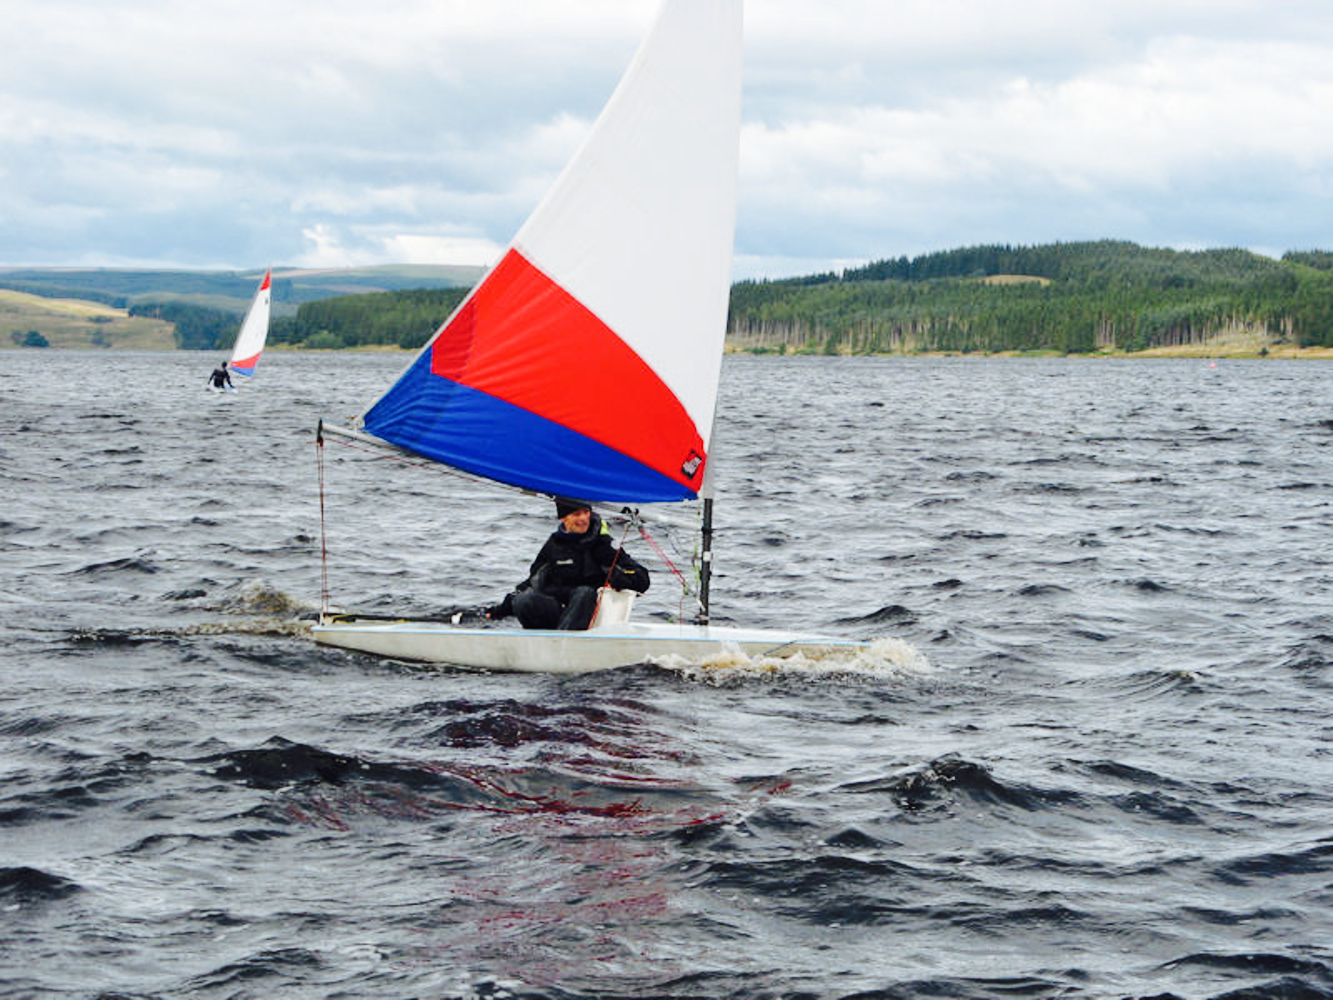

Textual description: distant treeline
[729,240,1333,354]
[269,287,471,350]
[10,243,1330,354]
[251,240,1333,356]
[127,301,238,351]
[122,285,472,352]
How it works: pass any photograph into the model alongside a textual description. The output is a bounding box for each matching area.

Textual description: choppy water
[2,348,1331,1000]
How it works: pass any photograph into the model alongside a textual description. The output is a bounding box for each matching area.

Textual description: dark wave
[197,735,693,832]
[420,697,644,751]
[68,628,173,647]
[836,604,917,625]
[0,713,68,737]
[1024,481,1085,494]
[0,866,81,904]
[1015,582,1072,597]
[940,529,1008,541]
[839,755,1080,814]
[177,947,324,996]
[1098,668,1205,699]
[1,752,153,826]
[1082,759,1181,786]
[161,587,208,600]
[1153,952,1333,991]
[1213,838,1333,882]
[64,554,160,577]
[1110,789,1204,824]
[199,738,375,790]
[1123,577,1172,592]
[1277,634,1333,673]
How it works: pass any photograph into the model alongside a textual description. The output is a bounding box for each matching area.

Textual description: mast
[696,497,713,625]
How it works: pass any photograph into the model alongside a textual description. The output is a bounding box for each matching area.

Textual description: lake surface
[2,349,1331,999]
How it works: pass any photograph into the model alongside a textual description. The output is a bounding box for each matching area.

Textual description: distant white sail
[228,270,272,377]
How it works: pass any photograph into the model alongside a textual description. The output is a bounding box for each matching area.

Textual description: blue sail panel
[362,354,693,503]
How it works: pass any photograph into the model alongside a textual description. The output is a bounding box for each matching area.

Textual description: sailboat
[228,270,272,378]
[312,0,872,673]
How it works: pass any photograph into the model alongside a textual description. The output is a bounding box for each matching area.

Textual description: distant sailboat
[228,270,272,378]
[312,0,873,672]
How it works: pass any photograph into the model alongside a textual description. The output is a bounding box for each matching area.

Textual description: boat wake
[210,578,317,617]
[70,617,313,645]
[653,637,932,684]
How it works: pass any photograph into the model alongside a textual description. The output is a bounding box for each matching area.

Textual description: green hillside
[6,244,1332,356]
[269,241,1333,356]
[1,289,175,349]
[729,241,1333,355]
[270,287,472,350]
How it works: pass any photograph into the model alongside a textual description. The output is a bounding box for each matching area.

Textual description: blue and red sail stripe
[363,249,705,503]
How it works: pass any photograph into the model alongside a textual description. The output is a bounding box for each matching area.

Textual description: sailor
[207,360,233,390]
[487,496,650,630]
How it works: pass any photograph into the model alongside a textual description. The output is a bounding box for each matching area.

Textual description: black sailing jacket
[523,513,650,602]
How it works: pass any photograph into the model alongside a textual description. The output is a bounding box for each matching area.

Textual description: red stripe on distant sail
[430,249,704,493]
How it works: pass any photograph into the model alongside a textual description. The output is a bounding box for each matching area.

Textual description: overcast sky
[4,0,1331,280]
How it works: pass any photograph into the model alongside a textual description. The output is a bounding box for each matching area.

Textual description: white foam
[653,637,933,684]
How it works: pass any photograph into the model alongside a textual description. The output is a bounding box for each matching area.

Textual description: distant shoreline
[721,344,1333,360]
[250,342,1333,359]
[265,340,1333,359]
[256,344,1333,361]
[6,336,1332,360]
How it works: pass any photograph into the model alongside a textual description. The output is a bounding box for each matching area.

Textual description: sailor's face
[561,508,592,534]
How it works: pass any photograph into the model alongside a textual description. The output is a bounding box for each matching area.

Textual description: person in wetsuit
[208,360,233,390]
[487,496,650,630]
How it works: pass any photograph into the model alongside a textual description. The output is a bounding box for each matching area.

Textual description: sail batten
[355,0,742,504]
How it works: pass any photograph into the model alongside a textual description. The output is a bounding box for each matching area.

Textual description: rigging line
[635,519,689,593]
[629,516,699,624]
[316,428,330,616]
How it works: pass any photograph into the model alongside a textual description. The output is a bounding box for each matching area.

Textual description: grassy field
[1122,343,1333,359]
[978,273,1053,287]
[0,289,175,349]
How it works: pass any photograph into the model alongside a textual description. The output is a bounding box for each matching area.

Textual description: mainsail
[357,0,743,503]
[229,270,272,377]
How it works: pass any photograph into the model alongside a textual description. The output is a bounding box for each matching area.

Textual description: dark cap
[554,496,591,518]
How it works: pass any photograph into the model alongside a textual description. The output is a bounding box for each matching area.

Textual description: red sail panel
[429,249,705,494]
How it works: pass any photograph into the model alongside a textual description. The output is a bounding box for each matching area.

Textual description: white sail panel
[512,0,742,453]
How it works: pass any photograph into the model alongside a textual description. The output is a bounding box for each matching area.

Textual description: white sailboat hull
[311,617,870,674]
